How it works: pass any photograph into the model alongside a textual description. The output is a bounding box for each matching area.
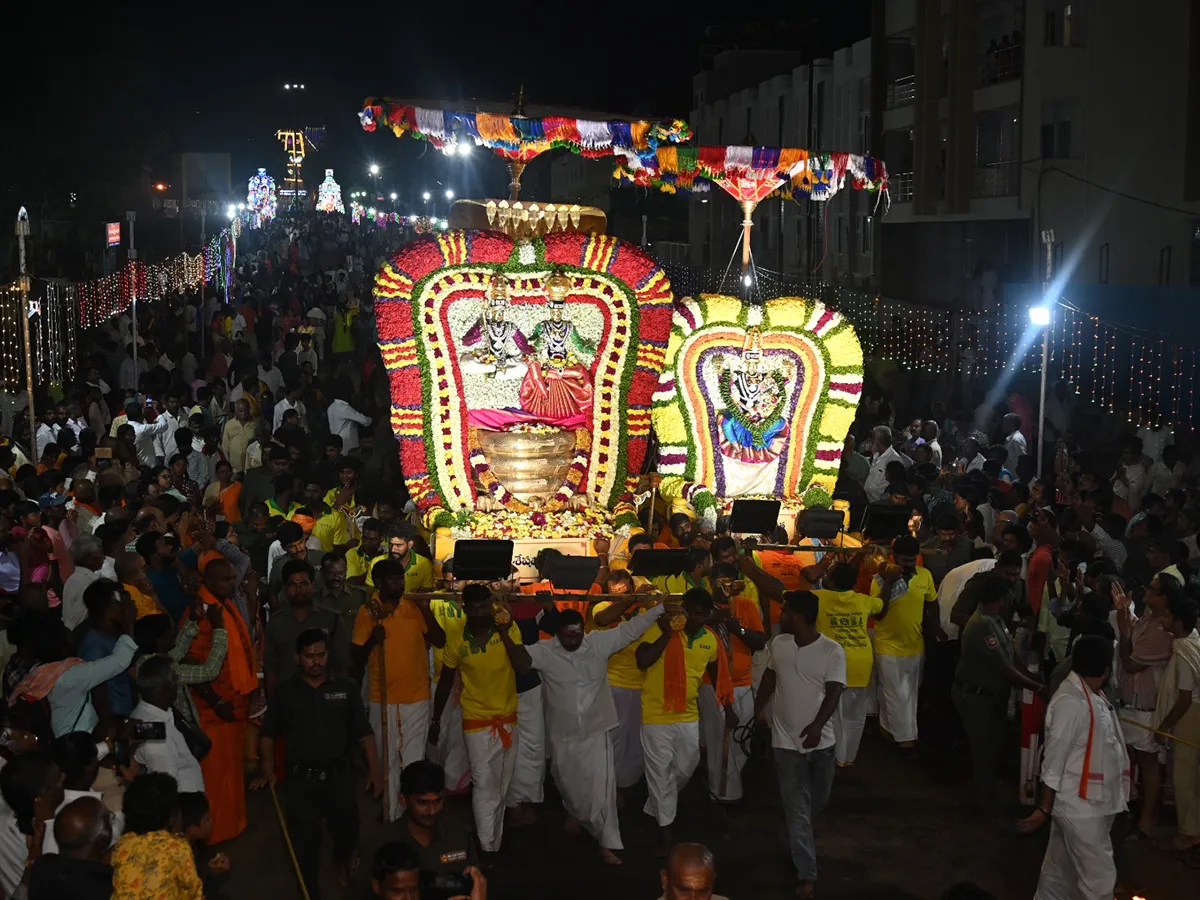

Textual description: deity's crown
[486,271,510,304]
[545,270,570,305]
[741,326,763,360]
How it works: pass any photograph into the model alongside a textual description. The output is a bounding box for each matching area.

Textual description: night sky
[7,4,871,212]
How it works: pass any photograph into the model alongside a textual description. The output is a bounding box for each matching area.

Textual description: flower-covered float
[651,294,864,525]
[373,225,673,574]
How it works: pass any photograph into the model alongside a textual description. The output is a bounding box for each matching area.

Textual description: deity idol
[518,271,596,422]
[716,328,790,462]
[461,272,531,379]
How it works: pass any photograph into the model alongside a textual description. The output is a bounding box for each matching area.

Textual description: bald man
[658,843,728,900]
[29,795,114,900]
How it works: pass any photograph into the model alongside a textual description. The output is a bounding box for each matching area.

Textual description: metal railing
[972,162,1019,198]
[978,45,1023,86]
[892,172,915,202]
[886,75,916,109]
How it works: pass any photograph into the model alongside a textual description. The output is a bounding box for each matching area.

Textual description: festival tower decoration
[316,169,344,214]
[246,168,277,228]
[651,295,864,523]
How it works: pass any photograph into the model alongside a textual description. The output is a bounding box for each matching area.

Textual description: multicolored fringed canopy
[358,101,693,168]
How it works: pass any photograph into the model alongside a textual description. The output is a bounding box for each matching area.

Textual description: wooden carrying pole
[376,616,391,823]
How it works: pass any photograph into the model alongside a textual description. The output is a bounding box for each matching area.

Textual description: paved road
[221,726,1195,899]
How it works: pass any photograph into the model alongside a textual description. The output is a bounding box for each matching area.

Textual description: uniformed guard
[252,627,384,899]
[951,574,1047,817]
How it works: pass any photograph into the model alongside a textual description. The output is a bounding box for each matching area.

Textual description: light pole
[1032,228,1055,477]
[369,164,380,198]
[14,208,35,450]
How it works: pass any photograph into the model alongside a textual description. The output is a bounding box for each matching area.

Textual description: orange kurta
[187,589,256,845]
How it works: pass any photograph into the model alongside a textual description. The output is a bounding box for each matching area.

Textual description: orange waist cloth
[462,712,518,748]
[200,719,247,845]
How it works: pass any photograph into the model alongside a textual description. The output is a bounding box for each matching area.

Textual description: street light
[1029,302,1052,476]
[369,164,380,175]
[445,189,454,200]
[389,192,397,201]
[422,191,431,202]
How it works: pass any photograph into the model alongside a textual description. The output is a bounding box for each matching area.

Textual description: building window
[1041,101,1081,159]
[1045,1,1086,47]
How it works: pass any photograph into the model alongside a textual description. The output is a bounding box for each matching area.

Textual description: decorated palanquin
[651,294,864,521]
[373,230,673,537]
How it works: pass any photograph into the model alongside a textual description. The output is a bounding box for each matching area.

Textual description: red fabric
[200,719,247,844]
[519,360,594,421]
[1026,545,1052,616]
[465,408,588,431]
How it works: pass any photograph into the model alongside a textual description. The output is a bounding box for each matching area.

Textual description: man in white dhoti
[504,603,665,865]
[1018,635,1129,900]
[430,584,524,853]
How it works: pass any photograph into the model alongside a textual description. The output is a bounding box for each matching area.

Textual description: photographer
[370,841,486,900]
[129,655,205,792]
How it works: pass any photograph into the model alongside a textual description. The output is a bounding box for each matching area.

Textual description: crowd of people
[0,205,1196,900]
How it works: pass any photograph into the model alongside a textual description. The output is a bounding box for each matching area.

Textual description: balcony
[886,75,916,109]
[978,44,1023,87]
[892,172,915,202]
[973,162,1019,198]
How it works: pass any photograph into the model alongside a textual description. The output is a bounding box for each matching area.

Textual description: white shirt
[764,632,846,754]
[62,565,102,630]
[100,557,117,580]
[1042,673,1129,819]
[35,421,56,458]
[273,397,307,432]
[926,438,943,468]
[42,788,125,854]
[1112,463,1148,512]
[153,410,189,461]
[118,357,147,392]
[936,558,996,640]
[128,415,174,466]
[258,365,285,400]
[526,606,664,742]
[327,399,372,452]
[1136,425,1173,466]
[130,699,205,792]
[0,810,26,897]
[1004,430,1027,471]
[864,446,903,503]
[1148,460,1183,496]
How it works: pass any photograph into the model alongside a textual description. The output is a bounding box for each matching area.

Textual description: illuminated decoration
[316,169,344,214]
[246,168,277,228]
[277,127,324,207]
[349,202,444,230]
[373,230,674,530]
[651,294,863,518]
[358,100,691,200]
[0,286,21,390]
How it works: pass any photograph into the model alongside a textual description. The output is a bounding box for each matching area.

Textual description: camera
[419,871,474,900]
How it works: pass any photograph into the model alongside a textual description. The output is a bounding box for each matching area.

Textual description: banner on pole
[105,223,121,247]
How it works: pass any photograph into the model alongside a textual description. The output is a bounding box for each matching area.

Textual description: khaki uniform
[952,610,1014,815]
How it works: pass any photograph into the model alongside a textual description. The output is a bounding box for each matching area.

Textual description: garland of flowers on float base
[374,230,673,530]
[650,294,863,516]
[468,426,592,514]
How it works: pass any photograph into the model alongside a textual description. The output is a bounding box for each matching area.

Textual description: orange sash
[197,586,257,695]
[663,626,733,713]
[462,712,518,748]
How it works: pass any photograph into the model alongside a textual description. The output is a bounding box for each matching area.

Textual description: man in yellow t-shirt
[635,587,730,845]
[388,522,433,594]
[351,558,446,821]
[869,535,938,750]
[592,570,653,792]
[430,583,524,852]
[815,562,886,766]
[345,519,387,588]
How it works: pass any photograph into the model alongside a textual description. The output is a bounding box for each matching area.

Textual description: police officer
[951,574,1046,817]
[252,627,384,899]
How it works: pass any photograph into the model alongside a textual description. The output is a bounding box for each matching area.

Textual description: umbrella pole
[508,161,527,203]
[740,200,756,285]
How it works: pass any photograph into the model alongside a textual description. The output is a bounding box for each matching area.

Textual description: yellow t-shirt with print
[346,544,387,585]
[638,622,719,725]
[403,553,434,594]
[870,566,937,657]
[443,623,522,724]
[593,600,653,689]
[430,598,466,678]
[311,511,347,552]
[815,588,883,687]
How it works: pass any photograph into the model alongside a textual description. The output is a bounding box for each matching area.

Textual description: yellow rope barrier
[1118,714,1200,751]
[268,782,312,900]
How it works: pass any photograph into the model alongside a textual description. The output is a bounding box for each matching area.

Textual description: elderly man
[503,603,665,865]
[62,534,106,631]
[657,843,729,900]
[28,796,114,900]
